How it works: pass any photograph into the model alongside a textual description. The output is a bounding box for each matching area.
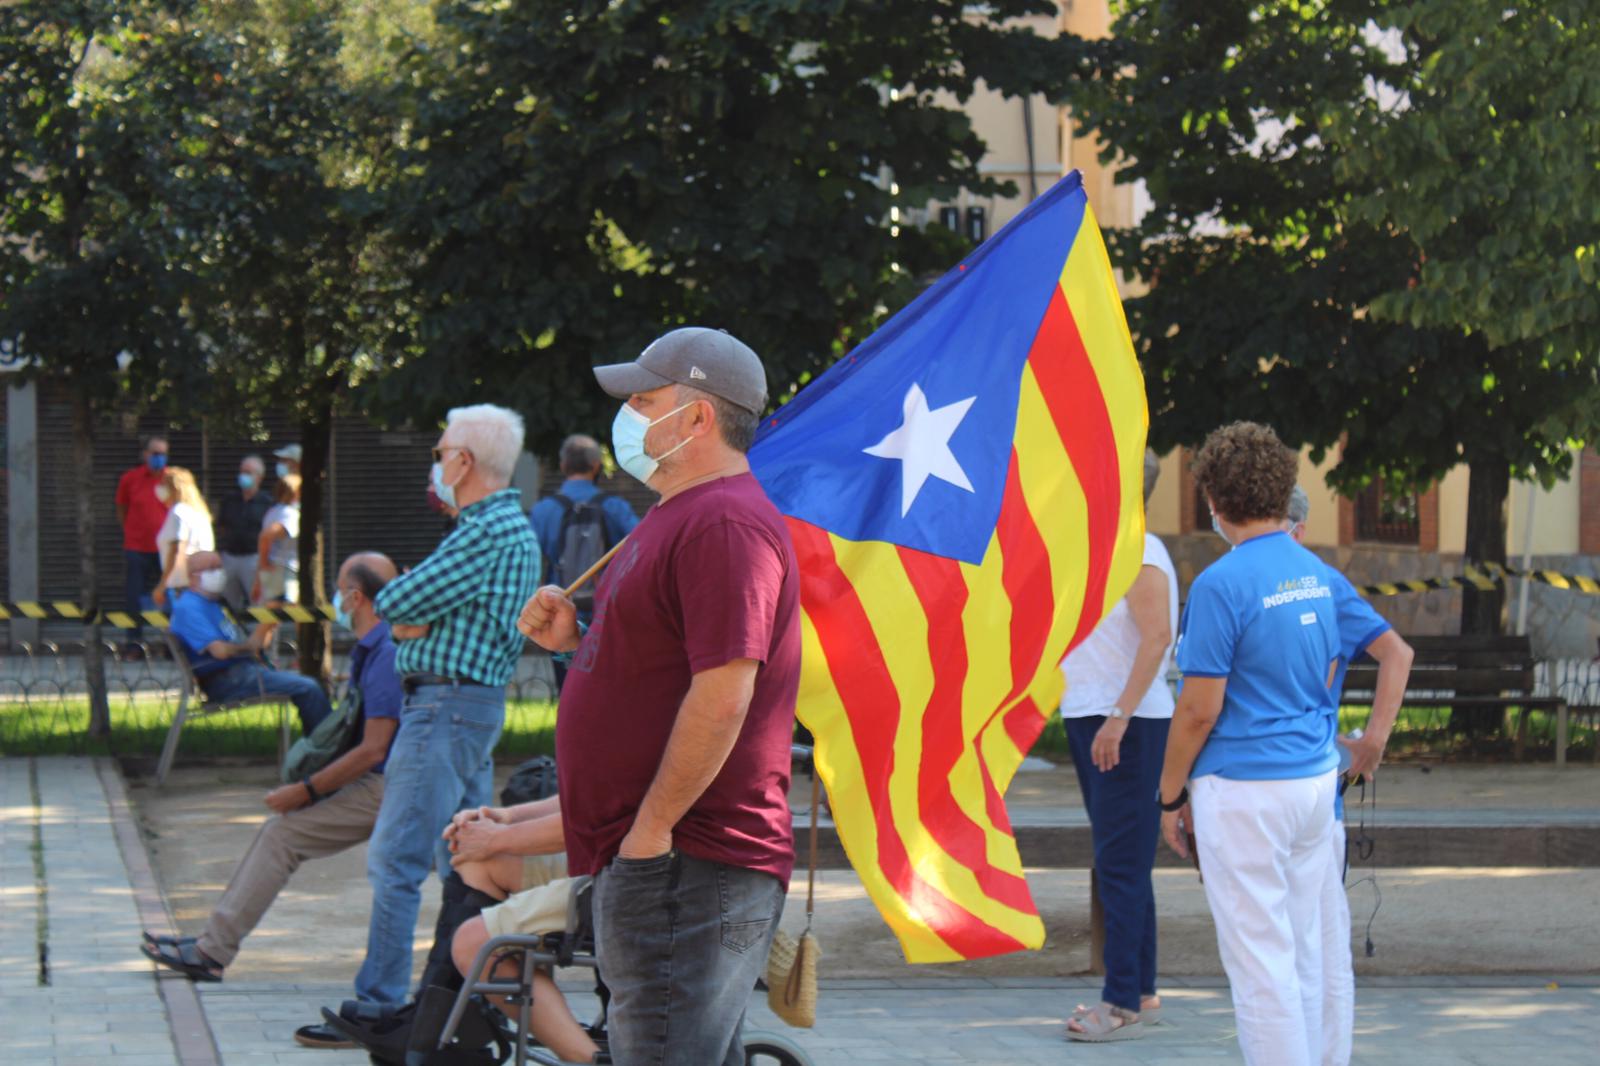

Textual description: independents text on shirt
[1261,577,1333,611]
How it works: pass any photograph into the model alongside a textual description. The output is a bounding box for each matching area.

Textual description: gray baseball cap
[594,327,768,414]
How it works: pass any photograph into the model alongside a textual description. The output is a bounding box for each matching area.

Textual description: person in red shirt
[114,435,172,655]
[520,328,799,1066]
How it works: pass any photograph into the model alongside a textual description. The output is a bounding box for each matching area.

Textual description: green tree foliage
[182,0,411,681]
[1065,1,1600,634]
[0,1,243,730]
[374,0,1074,453]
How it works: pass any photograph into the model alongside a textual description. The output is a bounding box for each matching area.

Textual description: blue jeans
[595,851,784,1066]
[355,682,503,1005]
[1065,715,1170,1013]
[201,661,332,734]
[123,549,161,646]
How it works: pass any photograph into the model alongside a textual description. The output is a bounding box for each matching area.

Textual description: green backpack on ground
[281,678,364,784]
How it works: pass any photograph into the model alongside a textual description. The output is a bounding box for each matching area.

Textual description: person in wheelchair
[444,799,601,1064]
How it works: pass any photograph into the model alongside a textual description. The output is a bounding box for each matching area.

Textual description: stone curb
[95,757,223,1066]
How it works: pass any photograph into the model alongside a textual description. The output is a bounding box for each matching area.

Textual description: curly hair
[1191,422,1297,525]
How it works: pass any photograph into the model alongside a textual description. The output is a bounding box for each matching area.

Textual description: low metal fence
[0,639,559,761]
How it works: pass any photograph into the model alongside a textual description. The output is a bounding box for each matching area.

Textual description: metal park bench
[155,630,292,785]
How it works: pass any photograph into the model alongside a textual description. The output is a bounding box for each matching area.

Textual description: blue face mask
[430,461,457,511]
[238,471,257,491]
[148,453,168,472]
[611,401,694,484]
[275,462,290,479]
[332,590,353,631]
[1211,511,1233,546]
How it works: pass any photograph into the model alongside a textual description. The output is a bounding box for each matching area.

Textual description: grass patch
[0,696,560,761]
[2,694,1592,763]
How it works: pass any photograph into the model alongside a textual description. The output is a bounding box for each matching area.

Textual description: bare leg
[453,854,526,901]
[450,917,597,1063]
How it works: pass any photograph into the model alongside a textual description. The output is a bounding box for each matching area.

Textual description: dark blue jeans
[201,661,332,734]
[595,851,784,1066]
[122,549,161,646]
[1065,715,1170,1013]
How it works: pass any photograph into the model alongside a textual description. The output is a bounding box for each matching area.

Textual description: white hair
[445,404,525,485]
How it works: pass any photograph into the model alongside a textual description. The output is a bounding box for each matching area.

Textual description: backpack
[282,676,362,783]
[499,755,559,807]
[552,493,613,613]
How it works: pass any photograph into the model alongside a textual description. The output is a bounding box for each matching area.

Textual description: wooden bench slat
[1343,667,1536,694]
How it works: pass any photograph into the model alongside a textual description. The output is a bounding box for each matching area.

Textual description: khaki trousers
[197,773,384,966]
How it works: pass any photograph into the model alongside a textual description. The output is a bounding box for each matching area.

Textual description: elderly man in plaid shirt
[344,403,540,1012]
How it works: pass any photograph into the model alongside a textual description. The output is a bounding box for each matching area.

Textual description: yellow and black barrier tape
[1358,562,1600,598]
[0,601,337,629]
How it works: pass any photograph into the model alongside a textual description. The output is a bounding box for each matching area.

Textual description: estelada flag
[748,171,1148,962]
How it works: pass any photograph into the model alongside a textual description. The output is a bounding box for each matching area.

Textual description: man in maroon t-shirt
[114,434,171,655]
[520,327,799,1066]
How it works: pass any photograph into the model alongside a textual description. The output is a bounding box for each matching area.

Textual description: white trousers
[1192,771,1340,1066]
[1321,816,1354,1066]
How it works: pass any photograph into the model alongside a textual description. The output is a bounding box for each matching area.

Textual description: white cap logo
[689,366,707,380]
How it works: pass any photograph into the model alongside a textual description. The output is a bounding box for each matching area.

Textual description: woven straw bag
[765,771,823,1028]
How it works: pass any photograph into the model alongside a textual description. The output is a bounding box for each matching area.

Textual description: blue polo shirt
[1176,531,1342,781]
[1329,570,1391,699]
[168,593,243,677]
[1329,570,1390,817]
[348,622,403,773]
[528,479,640,585]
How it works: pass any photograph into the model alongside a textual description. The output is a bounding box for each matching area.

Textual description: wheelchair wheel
[742,1028,813,1066]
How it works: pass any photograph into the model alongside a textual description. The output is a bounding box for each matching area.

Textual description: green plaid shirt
[376,489,540,687]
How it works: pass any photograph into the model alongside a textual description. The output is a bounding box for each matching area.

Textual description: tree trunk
[1461,456,1509,635]
[295,401,333,688]
[70,379,112,737]
[1453,456,1510,739]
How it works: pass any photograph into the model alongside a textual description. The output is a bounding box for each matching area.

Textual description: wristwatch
[1105,707,1127,720]
[1157,785,1188,812]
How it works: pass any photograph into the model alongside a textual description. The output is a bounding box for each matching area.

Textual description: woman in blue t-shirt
[1156,423,1392,1066]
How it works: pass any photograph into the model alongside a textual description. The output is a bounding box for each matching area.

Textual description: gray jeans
[219,553,256,614]
[594,851,785,1066]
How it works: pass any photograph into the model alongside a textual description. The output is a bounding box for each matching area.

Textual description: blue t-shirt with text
[1176,531,1342,780]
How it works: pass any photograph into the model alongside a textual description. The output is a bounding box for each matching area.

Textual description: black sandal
[141,931,194,948]
[140,938,223,982]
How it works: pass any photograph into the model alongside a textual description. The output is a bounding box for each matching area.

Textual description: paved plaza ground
[3,755,1599,1065]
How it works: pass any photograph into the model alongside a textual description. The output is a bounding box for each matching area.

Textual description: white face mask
[198,569,227,596]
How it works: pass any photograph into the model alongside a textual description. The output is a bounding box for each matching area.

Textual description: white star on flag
[864,382,978,518]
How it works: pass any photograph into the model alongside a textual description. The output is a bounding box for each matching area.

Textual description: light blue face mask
[430,461,458,511]
[275,462,290,479]
[332,590,353,631]
[238,471,257,491]
[611,401,694,484]
[1211,511,1233,546]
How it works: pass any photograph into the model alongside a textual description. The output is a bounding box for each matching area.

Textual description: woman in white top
[153,467,215,609]
[254,473,301,605]
[1060,449,1179,1042]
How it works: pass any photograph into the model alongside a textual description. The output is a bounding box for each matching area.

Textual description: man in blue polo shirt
[1284,486,1414,1066]
[167,551,331,733]
[141,553,402,1002]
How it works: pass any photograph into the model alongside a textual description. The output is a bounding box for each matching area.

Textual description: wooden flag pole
[562,538,626,599]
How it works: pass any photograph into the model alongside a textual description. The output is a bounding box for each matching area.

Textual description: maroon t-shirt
[555,472,800,885]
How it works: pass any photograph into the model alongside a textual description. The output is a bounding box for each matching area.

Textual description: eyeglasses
[431,446,472,463]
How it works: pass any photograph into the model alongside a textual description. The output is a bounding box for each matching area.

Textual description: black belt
[402,673,468,693]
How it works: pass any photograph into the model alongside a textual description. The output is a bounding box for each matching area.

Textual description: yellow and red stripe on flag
[751,172,1147,962]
